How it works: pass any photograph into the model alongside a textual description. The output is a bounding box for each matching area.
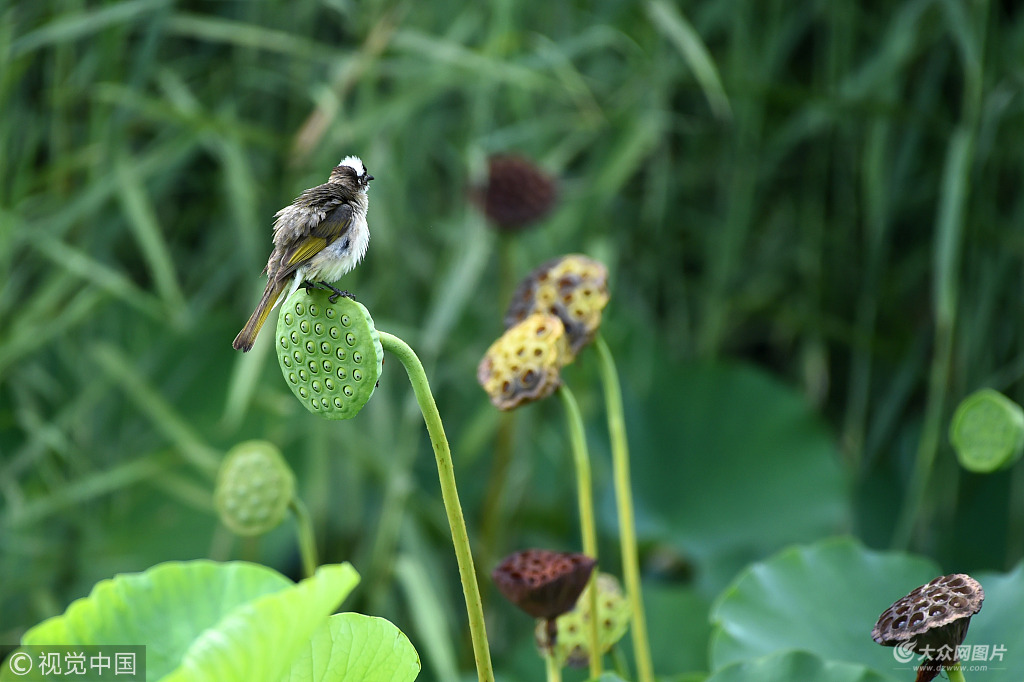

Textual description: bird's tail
[233,278,288,352]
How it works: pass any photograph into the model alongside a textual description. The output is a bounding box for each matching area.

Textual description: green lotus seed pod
[276,288,383,420]
[215,440,295,536]
[950,388,1024,473]
[534,573,631,668]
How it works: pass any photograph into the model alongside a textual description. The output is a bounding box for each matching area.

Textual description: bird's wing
[275,201,354,280]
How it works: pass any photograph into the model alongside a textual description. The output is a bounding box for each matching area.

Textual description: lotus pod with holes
[534,572,630,668]
[505,254,609,357]
[215,440,295,536]
[276,289,383,420]
[492,549,596,621]
[477,313,571,410]
[872,573,984,682]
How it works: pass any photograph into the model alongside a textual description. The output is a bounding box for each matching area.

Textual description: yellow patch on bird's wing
[286,237,328,265]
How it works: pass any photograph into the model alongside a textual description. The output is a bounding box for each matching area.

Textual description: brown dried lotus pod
[505,255,610,357]
[476,154,558,232]
[477,313,571,410]
[492,549,597,620]
[872,574,984,682]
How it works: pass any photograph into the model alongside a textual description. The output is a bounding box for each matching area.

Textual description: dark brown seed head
[872,574,984,681]
[476,155,558,232]
[492,549,596,620]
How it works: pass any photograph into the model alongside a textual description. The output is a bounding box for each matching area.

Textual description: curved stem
[289,497,318,579]
[595,334,654,682]
[545,651,562,682]
[557,385,602,679]
[378,331,494,682]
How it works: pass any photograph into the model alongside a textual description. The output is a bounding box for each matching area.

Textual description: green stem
[595,334,654,682]
[290,497,318,579]
[557,385,602,679]
[947,664,966,682]
[378,331,494,682]
[545,651,562,682]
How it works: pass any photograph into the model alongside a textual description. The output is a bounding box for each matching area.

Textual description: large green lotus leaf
[965,561,1024,681]
[7,561,358,682]
[162,564,359,682]
[706,650,890,682]
[630,361,848,585]
[282,613,420,682]
[708,537,938,679]
[17,561,292,677]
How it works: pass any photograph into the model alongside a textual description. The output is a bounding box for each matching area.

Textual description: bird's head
[330,155,374,193]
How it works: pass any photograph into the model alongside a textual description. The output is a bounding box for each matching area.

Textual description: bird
[232,156,373,352]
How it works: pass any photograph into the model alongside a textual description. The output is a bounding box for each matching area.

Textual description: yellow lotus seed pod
[477,313,571,410]
[505,254,610,357]
[215,440,296,536]
[534,573,631,668]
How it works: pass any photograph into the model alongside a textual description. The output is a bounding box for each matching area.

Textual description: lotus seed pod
[215,440,296,536]
[535,572,630,668]
[492,549,596,620]
[477,313,571,410]
[276,288,383,420]
[949,389,1024,473]
[872,574,984,682]
[505,254,609,356]
[475,154,558,232]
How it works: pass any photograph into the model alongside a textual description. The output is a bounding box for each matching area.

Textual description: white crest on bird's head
[340,155,366,178]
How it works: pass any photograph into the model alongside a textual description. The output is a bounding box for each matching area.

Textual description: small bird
[232,156,373,352]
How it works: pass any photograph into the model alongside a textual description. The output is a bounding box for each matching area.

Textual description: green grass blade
[646,0,731,120]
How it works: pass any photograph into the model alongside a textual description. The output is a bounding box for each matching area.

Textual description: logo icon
[893,640,918,664]
[7,651,33,675]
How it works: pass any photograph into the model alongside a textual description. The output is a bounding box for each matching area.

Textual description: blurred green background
[2,0,1023,679]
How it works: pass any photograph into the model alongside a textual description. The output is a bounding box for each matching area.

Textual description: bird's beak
[366,175,375,182]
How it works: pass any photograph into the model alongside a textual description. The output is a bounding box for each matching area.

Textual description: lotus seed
[309,304,318,316]
[353,369,362,381]
[300,320,310,333]
[346,332,356,345]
